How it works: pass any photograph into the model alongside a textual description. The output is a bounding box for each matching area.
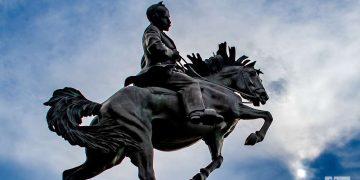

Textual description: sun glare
[297,168,307,179]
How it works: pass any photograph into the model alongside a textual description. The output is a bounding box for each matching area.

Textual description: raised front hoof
[190,172,207,180]
[244,133,259,145]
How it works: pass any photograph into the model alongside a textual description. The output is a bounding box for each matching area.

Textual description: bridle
[238,68,265,100]
[178,56,262,103]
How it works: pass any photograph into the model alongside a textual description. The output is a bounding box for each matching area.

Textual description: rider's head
[146,2,171,31]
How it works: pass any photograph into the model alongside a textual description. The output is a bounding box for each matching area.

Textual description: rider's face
[153,7,171,31]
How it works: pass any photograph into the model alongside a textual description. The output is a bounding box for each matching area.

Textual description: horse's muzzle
[260,92,269,105]
[255,89,269,105]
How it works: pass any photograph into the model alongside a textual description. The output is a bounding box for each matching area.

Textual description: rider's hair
[146,1,166,22]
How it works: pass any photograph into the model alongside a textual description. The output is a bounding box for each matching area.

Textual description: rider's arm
[144,29,178,62]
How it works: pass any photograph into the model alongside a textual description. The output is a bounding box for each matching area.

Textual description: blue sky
[1,0,360,179]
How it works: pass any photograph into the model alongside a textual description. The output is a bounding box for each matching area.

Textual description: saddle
[124,65,174,87]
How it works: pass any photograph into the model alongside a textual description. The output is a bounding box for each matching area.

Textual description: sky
[1,0,360,180]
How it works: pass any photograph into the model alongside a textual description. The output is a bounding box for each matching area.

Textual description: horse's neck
[206,68,238,87]
[201,74,240,100]
[205,76,225,86]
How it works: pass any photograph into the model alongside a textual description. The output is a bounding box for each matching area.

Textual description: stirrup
[189,109,224,125]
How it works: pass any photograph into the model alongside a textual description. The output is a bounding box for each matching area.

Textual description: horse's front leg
[238,104,273,145]
[191,122,227,180]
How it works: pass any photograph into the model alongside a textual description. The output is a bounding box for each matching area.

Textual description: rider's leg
[163,70,223,124]
[164,70,204,113]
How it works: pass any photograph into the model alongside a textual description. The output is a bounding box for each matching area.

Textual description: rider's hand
[172,49,181,61]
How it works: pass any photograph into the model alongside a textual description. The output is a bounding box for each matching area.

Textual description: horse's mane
[185,42,262,77]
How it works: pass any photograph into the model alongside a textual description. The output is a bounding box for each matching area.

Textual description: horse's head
[186,42,269,106]
[227,63,269,106]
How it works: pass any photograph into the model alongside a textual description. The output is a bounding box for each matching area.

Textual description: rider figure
[138,2,223,124]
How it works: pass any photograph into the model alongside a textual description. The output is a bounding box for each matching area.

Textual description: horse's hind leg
[63,147,126,180]
[129,142,156,180]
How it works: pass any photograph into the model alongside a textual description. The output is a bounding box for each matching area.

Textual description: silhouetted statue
[44,2,272,180]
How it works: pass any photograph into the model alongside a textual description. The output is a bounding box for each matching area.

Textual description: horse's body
[45,44,273,180]
[102,79,241,150]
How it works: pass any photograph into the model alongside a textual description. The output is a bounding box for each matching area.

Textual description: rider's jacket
[124,24,179,86]
[140,24,178,74]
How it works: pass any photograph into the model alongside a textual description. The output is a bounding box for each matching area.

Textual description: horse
[44,43,273,180]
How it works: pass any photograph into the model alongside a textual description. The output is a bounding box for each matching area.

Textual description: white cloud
[1,0,360,179]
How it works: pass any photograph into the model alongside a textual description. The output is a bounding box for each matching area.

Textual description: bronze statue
[44,2,273,180]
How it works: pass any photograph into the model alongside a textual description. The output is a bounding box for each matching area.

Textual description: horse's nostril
[261,92,269,100]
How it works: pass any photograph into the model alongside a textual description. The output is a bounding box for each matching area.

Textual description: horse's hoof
[191,172,207,180]
[244,133,258,145]
[255,131,265,142]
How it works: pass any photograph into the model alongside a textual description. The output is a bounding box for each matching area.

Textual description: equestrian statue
[44,2,273,180]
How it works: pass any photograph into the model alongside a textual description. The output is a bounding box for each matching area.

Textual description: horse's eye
[250,71,257,76]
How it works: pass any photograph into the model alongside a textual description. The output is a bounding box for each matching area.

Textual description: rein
[179,56,257,104]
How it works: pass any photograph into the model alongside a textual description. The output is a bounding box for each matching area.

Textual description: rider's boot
[189,109,224,125]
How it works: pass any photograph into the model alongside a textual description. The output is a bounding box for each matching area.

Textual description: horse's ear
[246,61,256,67]
[241,59,251,66]
[236,55,248,65]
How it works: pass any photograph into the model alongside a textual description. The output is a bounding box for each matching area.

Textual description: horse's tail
[44,87,140,153]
